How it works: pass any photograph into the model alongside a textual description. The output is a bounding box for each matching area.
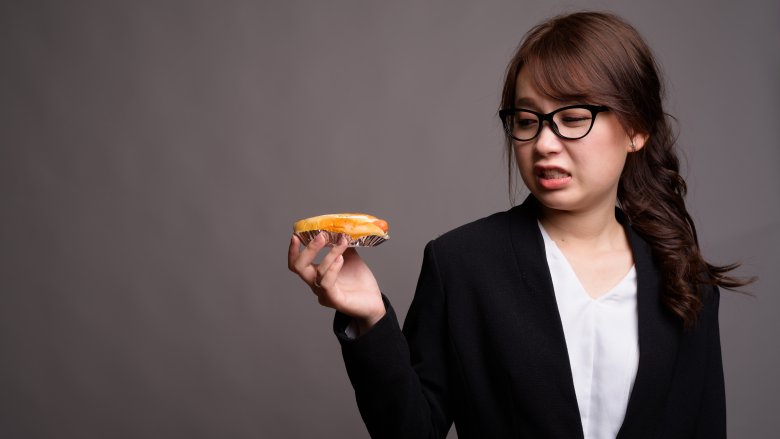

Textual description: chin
[529,189,585,212]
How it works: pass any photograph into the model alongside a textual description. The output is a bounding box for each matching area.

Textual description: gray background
[1,0,778,438]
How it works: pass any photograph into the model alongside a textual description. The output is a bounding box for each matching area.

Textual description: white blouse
[538,222,639,439]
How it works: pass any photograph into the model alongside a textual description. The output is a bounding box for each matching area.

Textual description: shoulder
[424,197,539,264]
[434,210,510,245]
[432,201,528,244]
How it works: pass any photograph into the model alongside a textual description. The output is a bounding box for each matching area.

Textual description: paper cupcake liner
[295,230,388,247]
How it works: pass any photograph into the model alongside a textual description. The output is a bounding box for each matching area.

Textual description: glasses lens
[552,107,595,139]
[507,110,539,141]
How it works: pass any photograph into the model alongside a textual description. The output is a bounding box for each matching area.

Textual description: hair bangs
[520,35,603,105]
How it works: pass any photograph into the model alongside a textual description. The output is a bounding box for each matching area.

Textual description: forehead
[515,69,540,97]
[514,68,564,109]
[513,57,596,108]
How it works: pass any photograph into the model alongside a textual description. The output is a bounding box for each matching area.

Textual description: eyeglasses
[499,105,609,141]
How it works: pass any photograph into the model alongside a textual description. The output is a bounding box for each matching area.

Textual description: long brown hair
[500,11,752,327]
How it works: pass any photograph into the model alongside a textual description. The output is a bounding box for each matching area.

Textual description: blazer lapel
[507,196,583,436]
[617,215,681,438]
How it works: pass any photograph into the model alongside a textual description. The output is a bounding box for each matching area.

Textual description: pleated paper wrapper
[295,230,388,247]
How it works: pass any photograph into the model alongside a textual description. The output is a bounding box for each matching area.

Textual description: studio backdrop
[1,1,778,438]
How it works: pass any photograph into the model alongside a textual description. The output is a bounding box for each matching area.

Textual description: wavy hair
[499,11,752,327]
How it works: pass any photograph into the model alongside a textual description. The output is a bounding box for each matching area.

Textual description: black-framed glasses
[499,105,609,141]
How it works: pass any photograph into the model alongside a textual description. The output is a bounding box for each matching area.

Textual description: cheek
[513,144,531,167]
[576,146,627,183]
[578,128,629,175]
[513,145,536,184]
[513,145,530,173]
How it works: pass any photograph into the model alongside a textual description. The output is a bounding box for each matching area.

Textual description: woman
[288,11,748,439]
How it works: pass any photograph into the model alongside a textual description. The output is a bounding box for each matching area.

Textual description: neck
[538,201,623,250]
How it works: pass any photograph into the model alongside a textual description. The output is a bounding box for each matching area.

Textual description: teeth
[541,169,569,179]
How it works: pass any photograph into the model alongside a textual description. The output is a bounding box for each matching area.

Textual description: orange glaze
[293,213,389,239]
[372,219,389,233]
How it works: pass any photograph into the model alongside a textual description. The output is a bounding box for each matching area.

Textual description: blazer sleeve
[693,285,726,438]
[333,241,452,439]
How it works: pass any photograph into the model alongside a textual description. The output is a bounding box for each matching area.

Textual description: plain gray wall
[2,1,778,438]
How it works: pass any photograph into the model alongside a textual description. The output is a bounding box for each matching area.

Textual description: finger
[315,236,350,284]
[318,254,345,300]
[292,232,328,279]
[287,235,302,271]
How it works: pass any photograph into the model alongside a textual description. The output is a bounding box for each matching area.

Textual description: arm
[334,241,452,439]
[693,286,726,438]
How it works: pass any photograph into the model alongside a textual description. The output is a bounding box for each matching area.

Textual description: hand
[288,233,386,331]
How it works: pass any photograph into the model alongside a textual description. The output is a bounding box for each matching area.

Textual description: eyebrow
[514,97,537,108]
[513,97,588,111]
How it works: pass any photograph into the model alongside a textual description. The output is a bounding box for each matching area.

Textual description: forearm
[334,296,450,439]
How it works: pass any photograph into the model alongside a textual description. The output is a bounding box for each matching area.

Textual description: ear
[628,132,649,152]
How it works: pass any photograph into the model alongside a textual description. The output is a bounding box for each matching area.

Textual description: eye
[512,111,538,128]
[561,116,590,123]
[556,110,592,127]
[516,117,538,128]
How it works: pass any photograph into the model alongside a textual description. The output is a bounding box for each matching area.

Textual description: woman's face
[513,68,639,215]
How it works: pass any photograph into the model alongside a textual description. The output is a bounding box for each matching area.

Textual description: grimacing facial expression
[513,68,642,214]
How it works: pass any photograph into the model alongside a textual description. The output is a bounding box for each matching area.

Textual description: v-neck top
[538,222,639,439]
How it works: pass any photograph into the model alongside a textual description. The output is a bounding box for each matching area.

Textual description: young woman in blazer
[288,11,749,439]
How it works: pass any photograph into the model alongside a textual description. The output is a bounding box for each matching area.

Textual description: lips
[534,165,572,189]
[535,165,571,179]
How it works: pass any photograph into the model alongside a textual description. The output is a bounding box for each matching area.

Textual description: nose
[533,120,564,155]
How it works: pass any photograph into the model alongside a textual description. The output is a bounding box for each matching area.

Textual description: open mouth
[537,168,571,179]
[534,166,572,189]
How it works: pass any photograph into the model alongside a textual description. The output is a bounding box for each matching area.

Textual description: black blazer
[334,196,725,438]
